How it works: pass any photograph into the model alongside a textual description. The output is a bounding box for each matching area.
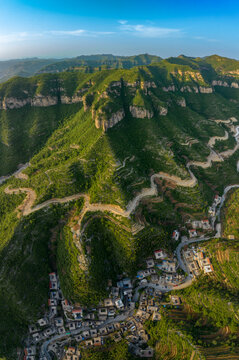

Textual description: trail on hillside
[0,162,30,184]
[3,119,239,230]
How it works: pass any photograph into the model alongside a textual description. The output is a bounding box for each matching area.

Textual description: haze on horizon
[0,0,239,61]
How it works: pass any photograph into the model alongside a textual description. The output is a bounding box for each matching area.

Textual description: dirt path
[3,118,239,225]
[5,186,37,218]
[208,130,228,147]
[0,162,30,184]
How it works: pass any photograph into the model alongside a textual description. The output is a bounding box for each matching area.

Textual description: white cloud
[0,32,37,44]
[118,20,128,25]
[119,23,182,38]
[49,29,114,37]
[193,36,219,42]
[0,29,114,44]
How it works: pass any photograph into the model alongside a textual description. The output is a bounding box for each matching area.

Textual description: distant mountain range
[0,54,162,83]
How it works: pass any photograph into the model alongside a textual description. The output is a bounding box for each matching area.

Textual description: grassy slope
[0,104,81,175]
[222,189,239,239]
[0,199,74,359]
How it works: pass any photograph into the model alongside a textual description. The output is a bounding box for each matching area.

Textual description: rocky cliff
[1,54,239,132]
[129,105,154,119]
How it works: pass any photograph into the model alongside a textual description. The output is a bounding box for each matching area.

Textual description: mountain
[36,53,162,74]
[0,54,162,83]
[0,55,239,359]
[0,58,60,83]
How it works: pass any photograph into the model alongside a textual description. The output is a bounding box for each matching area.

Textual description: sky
[0,0,238,60]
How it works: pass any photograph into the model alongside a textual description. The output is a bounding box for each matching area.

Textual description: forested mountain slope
[0,55,239,359]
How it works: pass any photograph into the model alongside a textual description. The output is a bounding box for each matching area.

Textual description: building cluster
[24,242,186,360]
[183,247,214,277]
[60,286,165,359]
[187,216,212,238]
[23,346,36,360]
[137,249,184,288]
[62,347,81,360]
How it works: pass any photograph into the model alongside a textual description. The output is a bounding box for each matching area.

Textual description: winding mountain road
[4,120,239,224]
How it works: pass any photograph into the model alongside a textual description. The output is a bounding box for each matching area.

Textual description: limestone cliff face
[31,95,58,107]
[0,95,58,109]
[60,94,83,104]
[0,97,31,109]
[159,106,168,116]
[212,80,229,87]
[94,109,125,131]
[212,80,239,88]
[177,98,186,107]
[94,109,104,129]
[140,81,157,90]
[199,86,213,94]
[103,110,125,131]
[129,105,154,119]
[163,85,176,92]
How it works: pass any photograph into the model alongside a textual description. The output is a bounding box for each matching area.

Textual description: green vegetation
[58,211,169,305]
[179,276,239,331]
[0,201,73,359]
[145,313,204,360]
[0,103,81,175]
[222,188,239,239]
[79,339,136,360]
[0,54,239,358]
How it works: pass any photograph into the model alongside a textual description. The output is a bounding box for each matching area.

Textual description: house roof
[72,309,83,313]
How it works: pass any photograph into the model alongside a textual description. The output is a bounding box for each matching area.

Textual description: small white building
[37,318,48,327]
[55,318,64,327]
[188,229,197,238]
[115,298,124,309]
[172,230,180,241]
[146,258,155,268]
[203,264,214,273]
[49,272,57,282]
[154,249,167,259]
[72,308,83,319]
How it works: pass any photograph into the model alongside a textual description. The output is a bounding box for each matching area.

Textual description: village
[22,193,226,360]
[23,210,216,360]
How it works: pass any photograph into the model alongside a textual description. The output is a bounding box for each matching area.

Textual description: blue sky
[0,0,238,60]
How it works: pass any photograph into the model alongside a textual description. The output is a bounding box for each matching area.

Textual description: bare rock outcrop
[177,98,186,107]
[162,85,176,92]
[103,110,125,131]
[212,80,229,87]
[94,109,125,131]
[0,95,59,109]
[0,97,31,109]
[60,95,83,104]
[129,105,154,119]
[180,86,193,93]
[231,82,239,88]
[31,95,58,107]
[159,106,168,116]
[140,81,157,90]
[199,86,213,93]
